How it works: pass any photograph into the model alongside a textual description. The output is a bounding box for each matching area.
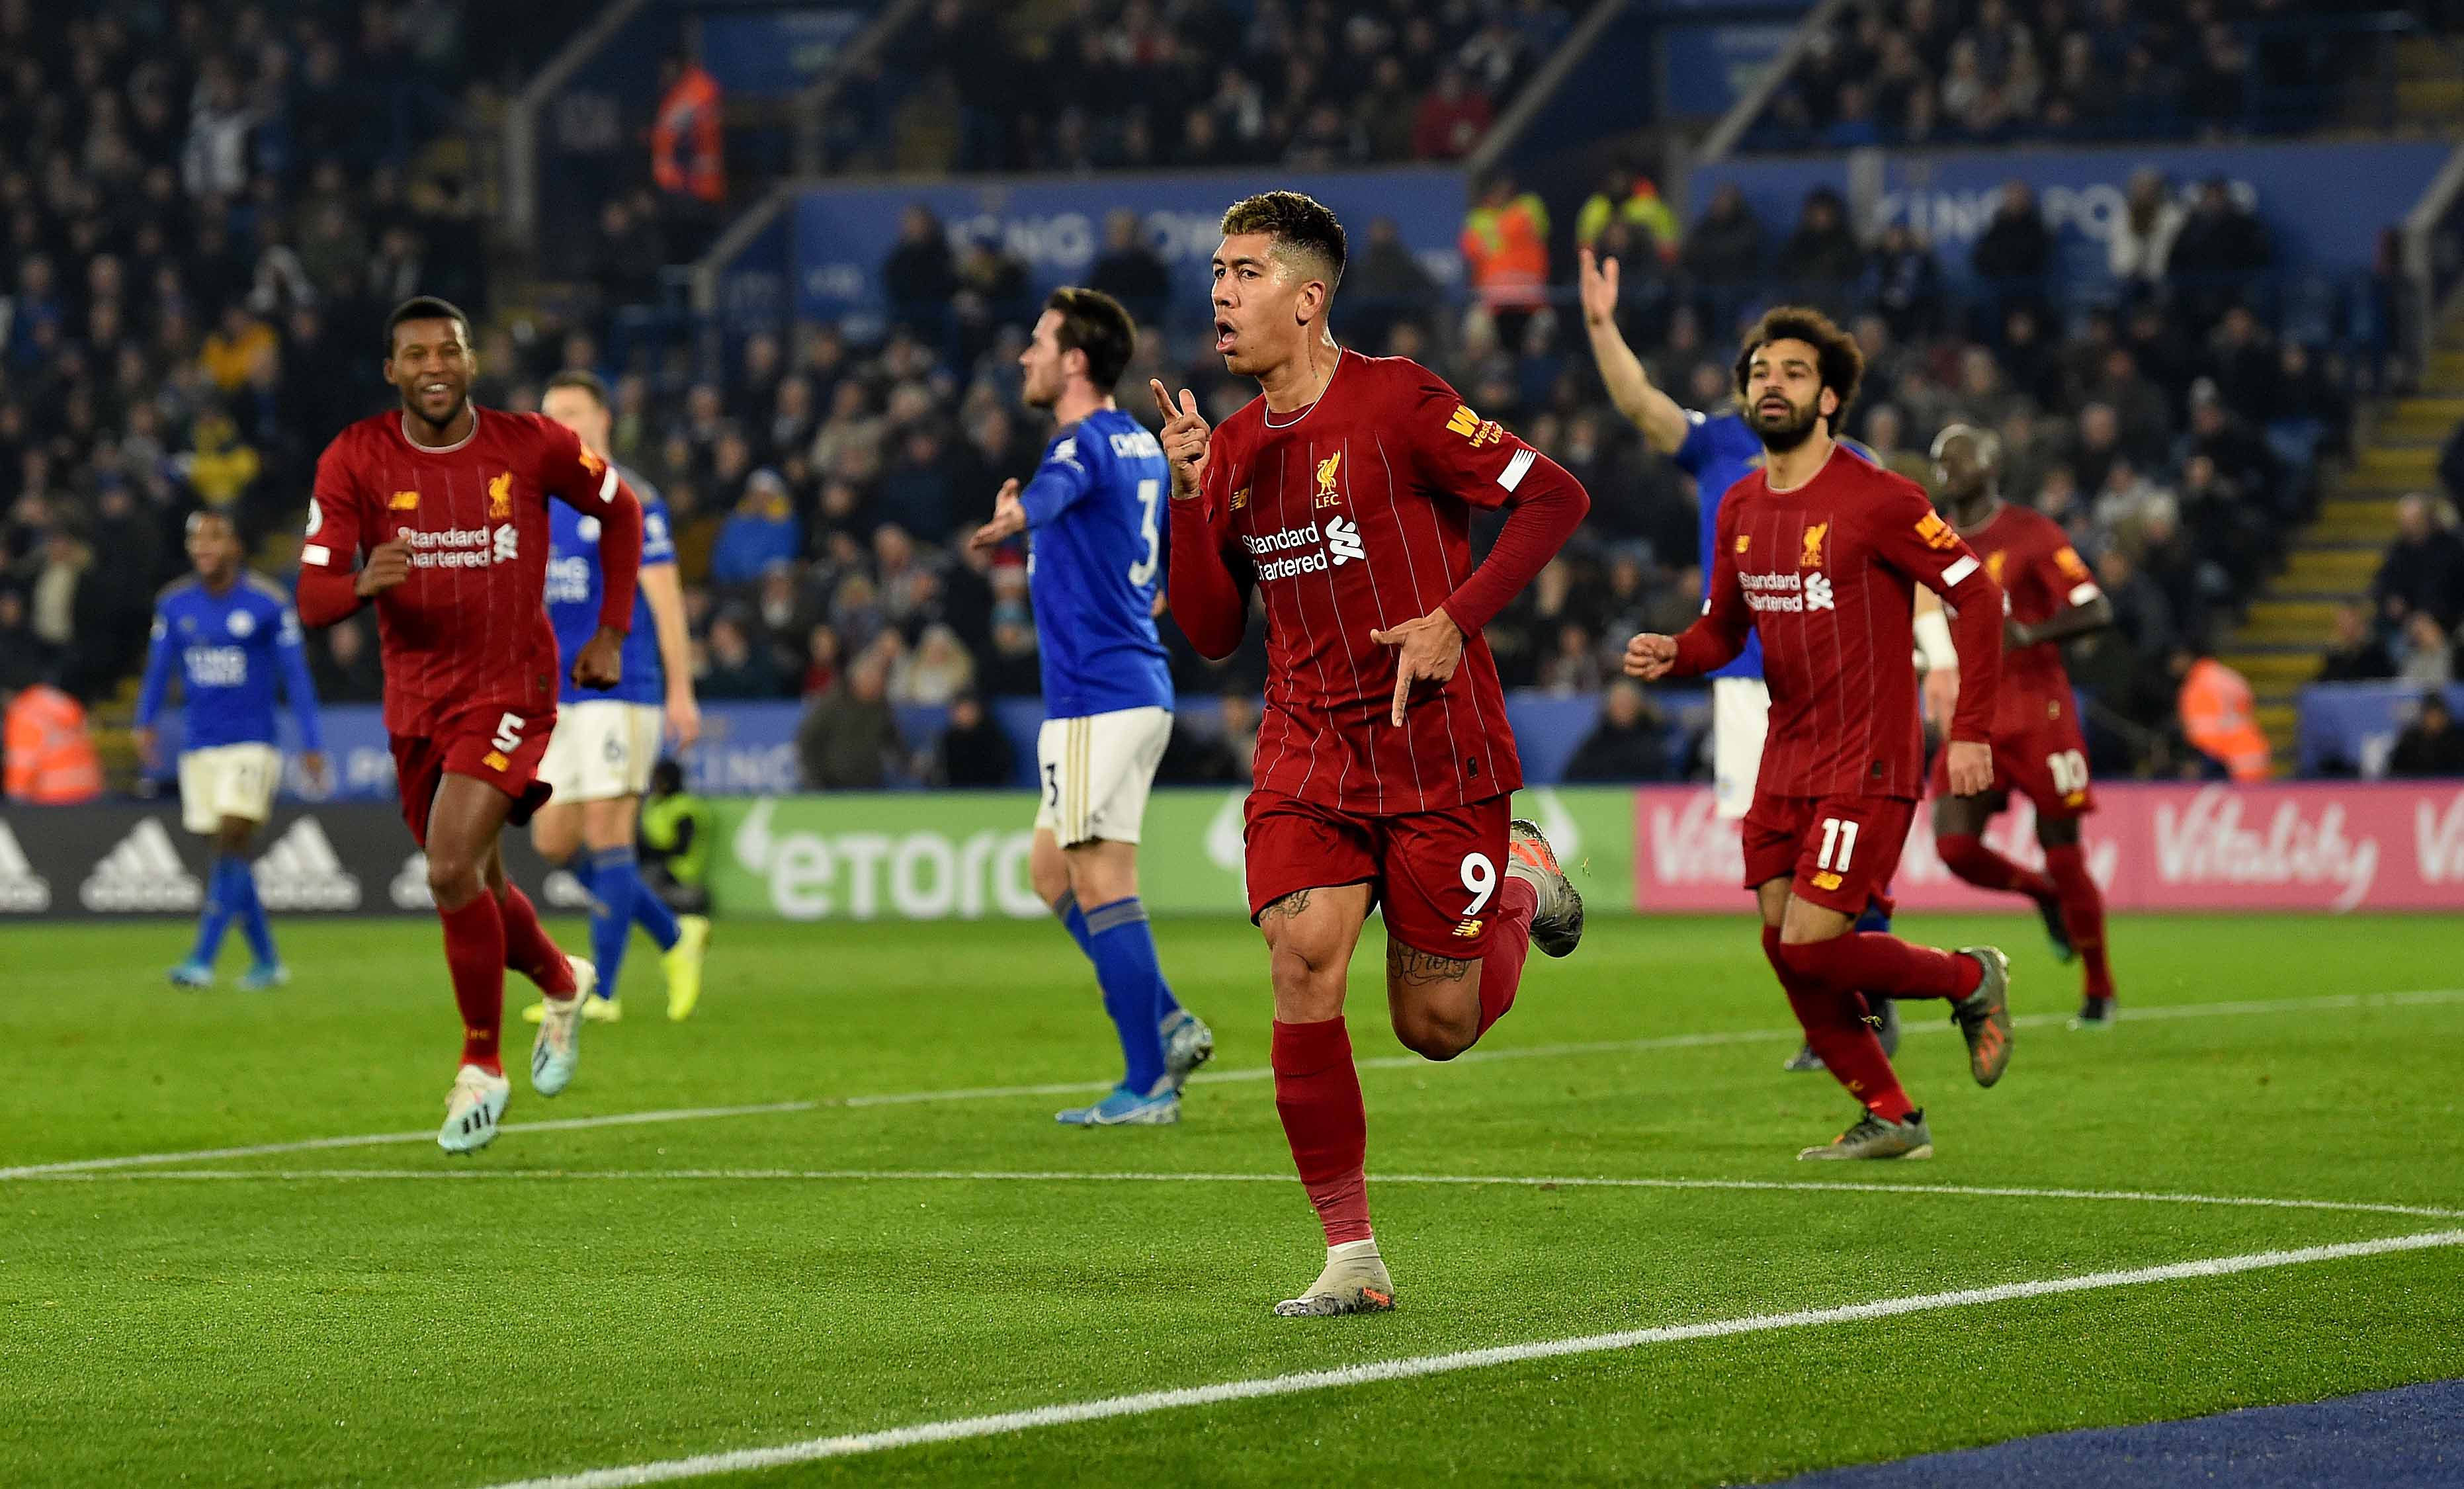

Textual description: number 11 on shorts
[1817,817,1859,871]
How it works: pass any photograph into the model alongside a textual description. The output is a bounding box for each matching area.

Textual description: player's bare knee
[426,847,484,907]
[1392,1005,1476,1061]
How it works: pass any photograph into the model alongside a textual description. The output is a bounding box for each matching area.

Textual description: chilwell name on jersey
[1242,515,1366,581]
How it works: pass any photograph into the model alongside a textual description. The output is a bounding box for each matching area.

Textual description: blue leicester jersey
[546,464,675,706]
[136,572,323,752]
[1673,410,1875,681]
[1021,405,1174,718]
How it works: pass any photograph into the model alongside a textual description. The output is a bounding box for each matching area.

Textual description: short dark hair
[1043,287,1136,390]
[1219,191,1346,291]
[1733,305,1865,432]
[385,296,470,356]
[544,368,610,407]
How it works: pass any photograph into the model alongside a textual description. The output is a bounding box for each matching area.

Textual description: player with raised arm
[294,296,646,1153]
[136,509,327,991]
[1577,247,1900,1071]
[970,287,1215,1125]
[1623,308,2014,1162]
[1158,192,1590,1314]
[517,369,711,1027]
[1924,425,2119,1027]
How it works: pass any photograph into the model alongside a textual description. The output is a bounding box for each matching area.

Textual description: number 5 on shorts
[1460,853,1496,915]
[493,712,527,753]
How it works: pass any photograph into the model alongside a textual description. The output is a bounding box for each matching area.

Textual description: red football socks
[497,883,577,996]
[1762,927,1914,1121]
[1475,875,1539,1039]
[440,894,507,1072]
[1937,832,2059,902]
[1783,932,1983,1001]
[1272,1017,1372,1246]
[2043,842,2115,1001]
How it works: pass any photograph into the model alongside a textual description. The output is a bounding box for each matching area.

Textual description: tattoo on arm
[1259,887,1313,923]
[1386,939,1473,988]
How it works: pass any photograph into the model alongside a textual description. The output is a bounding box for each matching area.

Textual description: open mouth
[1214,319,1237,354]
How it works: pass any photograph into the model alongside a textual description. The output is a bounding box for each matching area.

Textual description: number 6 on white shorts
[1459,852,1496,916]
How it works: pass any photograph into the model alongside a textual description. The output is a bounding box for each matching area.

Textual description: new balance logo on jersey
[80,818,201,912]
[0,822,53,912]
[253,816,362,912]
[389,489,420,510]
[1326,516,1364,566]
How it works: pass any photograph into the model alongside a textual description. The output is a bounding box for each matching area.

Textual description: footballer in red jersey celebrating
[1158,192,1591,1316]
[1625,308,2016,1162]
[1923,424,2119,1027]
[294,296,646,1152]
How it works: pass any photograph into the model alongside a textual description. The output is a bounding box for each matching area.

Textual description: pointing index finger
[1391,665,1411,727]
[1149,378,1174,420]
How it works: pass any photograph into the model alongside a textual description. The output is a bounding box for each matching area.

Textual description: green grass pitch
[7,910,2462,1487]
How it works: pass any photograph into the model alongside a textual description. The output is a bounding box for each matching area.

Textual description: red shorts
[1741,792,1916,918]
[1244,790,1511,958]
[390,701,558,847]
[1929,710,2098,820]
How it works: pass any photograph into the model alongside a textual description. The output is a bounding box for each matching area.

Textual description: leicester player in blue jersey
[134,510,327,990]
[521,370,711,1025]
[972,287,1213,1125]
[1579,248,1900,1068]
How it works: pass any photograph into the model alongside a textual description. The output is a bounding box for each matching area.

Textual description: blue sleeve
[641,498,677,568]
[1019,437,1095,529]
[135,609,176,728]
[275,603,324,751]
[1670,410,1714,476]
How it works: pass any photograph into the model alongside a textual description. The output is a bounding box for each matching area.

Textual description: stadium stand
[6,0,2463,793]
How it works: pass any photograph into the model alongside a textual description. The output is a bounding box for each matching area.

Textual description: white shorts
[1034,706,1172,849]
[1712,676,1771,822]
[179,742,282,833]
[538,699,662,804]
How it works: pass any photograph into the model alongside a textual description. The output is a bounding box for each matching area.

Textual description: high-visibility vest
[641,791,711,886]
[3,685,105,804]
[1460,192,1552,310]
[2178,658,2272,781]
[652,66,726,204]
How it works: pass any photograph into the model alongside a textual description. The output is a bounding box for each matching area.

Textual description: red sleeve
[295,435,368,627]
[532,416,644,634]
[1164,431,1251,661]
[2039,528,2102,612]
[1668,488,1752,677]
[1400,368,1590,634]
[1869,480,2003,743]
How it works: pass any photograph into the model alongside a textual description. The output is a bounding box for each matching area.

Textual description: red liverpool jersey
[300,408,637,734]
[1964,502,2099,738]
[1675,447,2003,799]
[1195,353,1543,816]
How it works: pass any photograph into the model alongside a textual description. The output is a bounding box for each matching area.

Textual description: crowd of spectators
[4,0,2441,792]
[0,0,592,705]
[1753,0,2391,151]
[861,0,1566,175]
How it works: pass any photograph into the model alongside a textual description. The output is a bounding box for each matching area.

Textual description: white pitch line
[0,1101,821,1181]
[472,1227,2464,1489]
[23,1166,2464,1223]
[9,986,2459,1181]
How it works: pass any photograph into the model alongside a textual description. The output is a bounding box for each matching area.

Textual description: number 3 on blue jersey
[1128,478,1162,587]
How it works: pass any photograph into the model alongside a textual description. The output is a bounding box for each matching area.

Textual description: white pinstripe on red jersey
[1199,353,1524,817]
